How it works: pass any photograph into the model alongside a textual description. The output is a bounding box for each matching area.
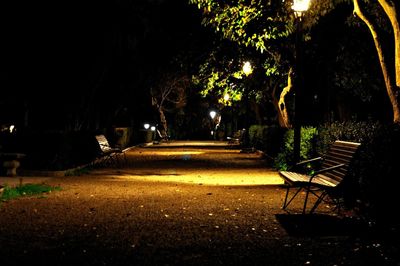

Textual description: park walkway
[113,140,283,186]
[0,140,397,265]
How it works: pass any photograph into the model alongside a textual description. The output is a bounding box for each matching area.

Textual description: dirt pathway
[0,142,397,265]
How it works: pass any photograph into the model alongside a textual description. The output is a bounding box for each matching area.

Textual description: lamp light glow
[144,123,150,130]
[209,110,217,119]
[223,93,230,101]
[242,61,253,76]
[292,0,311,17]
[150,126,156,131]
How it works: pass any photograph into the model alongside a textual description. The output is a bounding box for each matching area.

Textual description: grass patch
[0,183,61,202]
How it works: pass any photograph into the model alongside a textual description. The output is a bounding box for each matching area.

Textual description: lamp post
[242,61,253,148]
[292,0,311,163]
[209,110,217,139]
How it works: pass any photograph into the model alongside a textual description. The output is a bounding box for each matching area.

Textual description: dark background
[0,0,210,130]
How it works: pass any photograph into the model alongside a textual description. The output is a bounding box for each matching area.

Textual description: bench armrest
[296,157,322,166]
[312,164,345,176]
[289,157,322,171]
[308,164,345,184]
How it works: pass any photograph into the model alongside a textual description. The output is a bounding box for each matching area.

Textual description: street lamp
[223,93,230,102]
[209,110,216,120]
[292,0,311,18]
[209,110,217,139]
[292,0,311,163]
[242,61,253,76]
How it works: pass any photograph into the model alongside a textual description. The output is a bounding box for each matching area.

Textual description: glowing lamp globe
[209,110,217,119]
[242,61,253,76]
[292,0,311,17]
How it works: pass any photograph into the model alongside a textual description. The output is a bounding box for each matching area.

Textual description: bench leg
[282,186,303,211]
[303,188,311,214]
[308,191,328,214]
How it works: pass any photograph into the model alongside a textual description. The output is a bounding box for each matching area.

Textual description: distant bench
[94,135,127,167]
[0,152,26,176]
[227,129,246,146]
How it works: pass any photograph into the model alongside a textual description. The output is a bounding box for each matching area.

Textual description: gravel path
[0,142,398,265]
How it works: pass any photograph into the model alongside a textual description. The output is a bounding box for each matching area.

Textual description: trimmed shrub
[315,120,382,155]
[349,124,400,226]
[248,125,268,149]
[274,126,318,170]
[248,125,284,157]
[5,130,100,171]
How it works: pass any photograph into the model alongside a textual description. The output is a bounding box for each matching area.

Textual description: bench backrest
[95,135,112,153]
[319,140,361,183]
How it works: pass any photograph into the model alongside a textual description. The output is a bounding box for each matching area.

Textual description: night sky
[0,0,210,129]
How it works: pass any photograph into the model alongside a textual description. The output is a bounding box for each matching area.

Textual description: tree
[151,72,190,140]
[352,0,400,123]
[188,0,311,128]
[189,0,400,124]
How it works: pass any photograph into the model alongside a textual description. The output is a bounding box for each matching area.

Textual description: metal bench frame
[279,140,361,214]
[94,135,127,167]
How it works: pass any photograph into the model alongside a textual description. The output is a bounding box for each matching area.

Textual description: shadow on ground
[275,214,370,237]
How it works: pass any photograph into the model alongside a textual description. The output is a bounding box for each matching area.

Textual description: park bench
[227,129,246,147]
[279,140,361,214]
[94,134,127,167]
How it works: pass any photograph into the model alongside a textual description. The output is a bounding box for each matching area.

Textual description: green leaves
[190,0,292,54]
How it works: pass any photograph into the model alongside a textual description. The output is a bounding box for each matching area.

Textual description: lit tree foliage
[192,43,251,105]
[189,1,287,127]
[189,0,400,126]
[188,0,346,127]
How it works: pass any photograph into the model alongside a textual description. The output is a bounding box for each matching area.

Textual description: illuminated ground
[0,141,398,265]
[104,142,284,186]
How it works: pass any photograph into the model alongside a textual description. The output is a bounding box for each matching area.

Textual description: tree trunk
[272,69,293,128]
[158,107,168,140]
[354,0,400,123]
[377,0,400,87]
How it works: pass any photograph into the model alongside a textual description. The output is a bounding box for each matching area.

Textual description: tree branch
[353,0,400,122]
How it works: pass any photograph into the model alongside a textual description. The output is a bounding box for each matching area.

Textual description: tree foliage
[189,0,352,128]
[190,0,400,124]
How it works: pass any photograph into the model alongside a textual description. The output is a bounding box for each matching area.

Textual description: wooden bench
[94,135,127,167]
[227,129,246,146]
[279,140,361,214]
